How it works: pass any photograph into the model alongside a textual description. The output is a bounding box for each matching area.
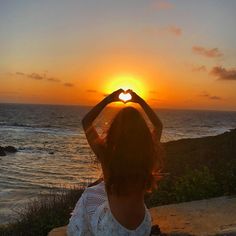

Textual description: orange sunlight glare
[105,74,147,101]
[118,92,132,102]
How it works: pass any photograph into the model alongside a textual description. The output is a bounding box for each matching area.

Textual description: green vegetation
[1,129,236,235]
[145,164,235,207]
[0,186,84,236]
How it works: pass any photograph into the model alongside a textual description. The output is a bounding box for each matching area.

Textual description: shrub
[0,186,85,236]
[172,166,220,202]
[146,166,222,207]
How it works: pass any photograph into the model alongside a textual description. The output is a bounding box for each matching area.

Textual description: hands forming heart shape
[118,91,132,103]
[107,88,136,104]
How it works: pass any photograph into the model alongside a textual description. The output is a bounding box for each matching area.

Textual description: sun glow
[105,74,147,100]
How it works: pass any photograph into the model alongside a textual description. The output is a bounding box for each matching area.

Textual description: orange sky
[1,1,236,111]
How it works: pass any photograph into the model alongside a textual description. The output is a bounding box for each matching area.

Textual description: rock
[49,151,54,155]
[0,146,6,156]
[4,146,17,153]
[150,224,162,235]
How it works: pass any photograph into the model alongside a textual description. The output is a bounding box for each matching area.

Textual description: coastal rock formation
[0,147,6,156]
[4,146,17,153]
[0,146,17,156]
[163,128,236,176]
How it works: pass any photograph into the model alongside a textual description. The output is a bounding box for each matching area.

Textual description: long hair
[101,106,162,196]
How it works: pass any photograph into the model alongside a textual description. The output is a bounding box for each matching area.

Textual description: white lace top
[67,181,152,236]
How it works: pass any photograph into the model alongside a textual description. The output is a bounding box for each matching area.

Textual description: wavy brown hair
[101,106,162,196]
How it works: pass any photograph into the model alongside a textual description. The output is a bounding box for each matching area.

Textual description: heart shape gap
[119,92,132,102]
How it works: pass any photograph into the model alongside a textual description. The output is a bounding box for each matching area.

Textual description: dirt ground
[48,196,236,236]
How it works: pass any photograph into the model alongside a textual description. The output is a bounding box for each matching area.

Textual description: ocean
[0,103,236,224]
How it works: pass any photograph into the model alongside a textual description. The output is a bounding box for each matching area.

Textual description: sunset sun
[105,74,148,101]
[118,91,132,103]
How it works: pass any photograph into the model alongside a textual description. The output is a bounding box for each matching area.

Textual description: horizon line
[0,102,236,113]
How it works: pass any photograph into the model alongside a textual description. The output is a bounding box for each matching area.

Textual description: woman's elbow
[159,122,163,131]
[82,118,89,131]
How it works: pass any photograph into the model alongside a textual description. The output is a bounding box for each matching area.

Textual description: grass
[0,186,85,236]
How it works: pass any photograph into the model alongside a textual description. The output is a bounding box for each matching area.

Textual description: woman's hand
[105,89,124,104]
[126,89,143,104]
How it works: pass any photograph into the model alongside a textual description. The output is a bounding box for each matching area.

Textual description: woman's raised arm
[128,90,163,141]
[82,89,124,159]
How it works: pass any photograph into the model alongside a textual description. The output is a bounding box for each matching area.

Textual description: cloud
[14,71,76,88]
[143,25,182,38]
[47,77,61,82]
[210,96,222,100]
[151,0,174,10]
[15,71,62,83]
[192,65,207,72]
[64,82,74,87]
[199,92,222,100]
[192,46,223,58]
[86,89,97,93]
[167,26,182,36]
[210,66,236,80]
[16,72,25,76]
[27,73,44,80]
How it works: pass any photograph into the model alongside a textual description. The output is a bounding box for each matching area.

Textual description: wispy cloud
[64,82,74,87]
[199,92,222,100]
[16,71,61,83]
[47,77,61,82]
[210,66,236,80]
[16,72,25,76]
[143,25,182,38]
[166,25,182,36]
[192,46,223,58]
[13,71,76,90]
[210,96,222,100]
[27,73,44,80]
[192,65,207,72]
[151,0,174,10]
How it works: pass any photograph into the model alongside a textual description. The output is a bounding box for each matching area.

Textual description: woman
[67,89,163,236]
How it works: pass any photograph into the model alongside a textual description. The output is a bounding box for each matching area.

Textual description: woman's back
[67,181,152,236]
[108,189,146,230]
[67,90,163,235]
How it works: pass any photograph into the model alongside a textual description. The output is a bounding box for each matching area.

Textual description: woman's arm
[128,90,163,141]
[82,89,123,159]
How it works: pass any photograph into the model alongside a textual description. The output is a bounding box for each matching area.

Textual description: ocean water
[0,103,236,224]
